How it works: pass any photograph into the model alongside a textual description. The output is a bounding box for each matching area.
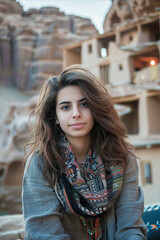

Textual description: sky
[17,0,112,33]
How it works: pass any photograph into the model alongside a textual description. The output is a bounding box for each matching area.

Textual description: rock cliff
[0,0,98,90]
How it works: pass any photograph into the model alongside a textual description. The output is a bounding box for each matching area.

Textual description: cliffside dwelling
[63,0,160,206]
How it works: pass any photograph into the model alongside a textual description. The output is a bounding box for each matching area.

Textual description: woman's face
[56,85,94,142]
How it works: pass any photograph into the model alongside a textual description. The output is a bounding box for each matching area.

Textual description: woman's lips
[69,123,85,129]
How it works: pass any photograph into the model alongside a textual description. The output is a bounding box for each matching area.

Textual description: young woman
[22,65,147,240]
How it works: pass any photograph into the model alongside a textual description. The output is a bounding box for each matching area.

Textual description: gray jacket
[22,153,147,240]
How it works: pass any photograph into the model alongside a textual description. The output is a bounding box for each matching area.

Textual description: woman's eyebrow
[59,98,86,105]
[78,98,86,102]
[59,101,70,105]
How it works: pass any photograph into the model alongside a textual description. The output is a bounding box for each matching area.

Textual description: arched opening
[111,12,121,27]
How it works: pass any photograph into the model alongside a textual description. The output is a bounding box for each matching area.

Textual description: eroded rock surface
[0,1,98,91]
[0,214,24,240]
[0,0,23,14]
[103,0,160,31]
[0,95,37,214]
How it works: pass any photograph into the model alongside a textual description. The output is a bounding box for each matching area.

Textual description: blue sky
[17,0,112,33]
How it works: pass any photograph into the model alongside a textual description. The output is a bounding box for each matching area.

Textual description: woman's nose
[72,106,81,118]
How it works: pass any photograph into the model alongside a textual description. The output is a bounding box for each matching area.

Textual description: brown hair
[25,65,133,186]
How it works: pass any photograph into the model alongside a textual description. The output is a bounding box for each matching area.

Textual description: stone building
[63,0,160,206]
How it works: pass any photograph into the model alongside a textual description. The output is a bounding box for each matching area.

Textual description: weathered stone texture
[0,0,23,14]
[0,2,98,91]
[103,0,160,31]
[0,214,25,240]
[0,96,37,169]
[0,94,37,214]
[0,95,37,202]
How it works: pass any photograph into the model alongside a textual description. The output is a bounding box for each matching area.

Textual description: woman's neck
[67,135,91,163]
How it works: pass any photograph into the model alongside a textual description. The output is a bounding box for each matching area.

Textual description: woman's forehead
[57,85,84,103]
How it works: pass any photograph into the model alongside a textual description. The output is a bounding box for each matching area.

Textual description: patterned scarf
[54,134,124,218]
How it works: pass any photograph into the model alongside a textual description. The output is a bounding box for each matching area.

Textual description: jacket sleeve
[115,154,147,240]
[22,153,71,240]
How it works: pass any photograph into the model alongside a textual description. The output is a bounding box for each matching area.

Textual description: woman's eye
[80,102,88,108]
[61,105,70,110]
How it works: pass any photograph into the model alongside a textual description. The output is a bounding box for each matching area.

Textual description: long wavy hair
[25,65,133,186]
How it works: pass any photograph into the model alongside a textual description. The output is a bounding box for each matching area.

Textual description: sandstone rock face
[0,96,37,184]
[0,0,23,14]
[0,95,37,214]
[0,214,25,240]
[0,3,98,91]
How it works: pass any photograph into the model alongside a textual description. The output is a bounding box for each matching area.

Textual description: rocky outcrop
[103,0,160,31]
[0,1,98,91]
[0,0,23,14]
[0,214,24,240]
[0,96,37,185]
[0,95,37,214]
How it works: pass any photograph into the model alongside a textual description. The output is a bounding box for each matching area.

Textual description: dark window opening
[0,168,5,178]
[119,63,123,70]
[141,19,160,42]
[111,12,121,27]
[100,65,109,84]
[88,44,92,53]
[142,162,152,185]
[121,100,139,134]
[129,35,133,41]
[98,35,115,58]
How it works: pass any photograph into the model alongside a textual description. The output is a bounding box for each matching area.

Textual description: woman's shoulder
[24,151,44,179]
[126,149,137,166]
[124,150,138,178]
